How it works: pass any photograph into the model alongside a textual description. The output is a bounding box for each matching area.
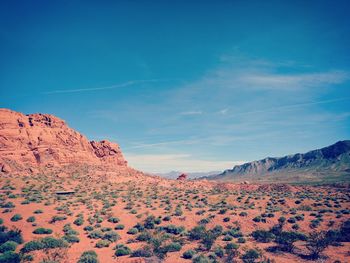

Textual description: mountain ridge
[204,140,350,183]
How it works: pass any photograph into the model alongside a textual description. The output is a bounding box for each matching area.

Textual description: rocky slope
[0,108,132,174]
[206,140,350,183]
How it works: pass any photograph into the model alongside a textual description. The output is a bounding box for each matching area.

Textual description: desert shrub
[33,228,53,235]
[222,235,233,241]
[223,217,230,222]
[102,231,120,242]
[306,231,331,259]
[0,251,20,263]
[83,225,94,232]
[131,246,152,257]
[127,228,138,235]
[238,237,246,243]
[63,234,80,243]
[163,216,171,221]
[188,225,206,240]
[275,231,307,252]
[192,254,210,263]
[136,232,152,242]
[21,240,43,253]
[162,224,185,235]
[253,216,262,222]
[183,249,196,259]
[214,246,224,258]
[10,214,22,222]
[107,217,120,223]
[88,230,103,239]
[239,212,248,217]
[115,244,131,257]
[114,224,124,230]
[0,241,17,253]
[287,217,296,224]
[241,249,260,263]
[251,230,275,243]
[338,219,350,242]
[0,202,15,209]
[160,242,182,253]
[26,216,35,223]
[34,209,43,214]
[74,215,84,226]
[0,228,23,245]
[77,250,99,263]
[49,215,66,223]
[95,240,110,248]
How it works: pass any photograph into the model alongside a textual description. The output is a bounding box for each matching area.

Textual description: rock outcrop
[0,108,129,174]
[176,173,188,180]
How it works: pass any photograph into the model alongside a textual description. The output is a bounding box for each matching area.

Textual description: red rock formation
[0,108,129,174]
[176,173,187,180]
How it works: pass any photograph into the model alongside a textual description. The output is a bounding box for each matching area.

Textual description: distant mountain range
[203,140,350,184]
[156,171,220,180]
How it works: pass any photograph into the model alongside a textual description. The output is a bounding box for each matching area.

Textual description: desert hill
[205,140,350,183]
[0,108,137,175]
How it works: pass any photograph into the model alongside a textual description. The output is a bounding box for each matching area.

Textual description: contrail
[231,97,350,117]
[42,79,166,94]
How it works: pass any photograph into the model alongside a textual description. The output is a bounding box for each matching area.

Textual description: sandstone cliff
[0,108,129,174]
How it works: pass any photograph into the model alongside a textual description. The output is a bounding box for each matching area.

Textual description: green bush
[136,232,152,242]
[0,228,23,244]
[251,230,275,243]
[127,228,138,235]
[114,224,124,230]
[188,225,206,240]
[161,242,182,252]
[63,234,80,243]
[88,230,103,239]
[192,254,210,263]
[21,237,67,253]
[77,250,99,263]
[241,249,260,263]
[306,231,331,259]
[102,231,120,242]
[0,241,17,253]
[275,231,307,252]
[74,216,84,226]
[49,215,66,223]
[10,214,22,222]
[26,216,36,223]
[131,247,152,257]
[183,249,196,259]
[0,251,20,263]
[95,240,110,248]
[33,228,53,235]
[107,217,120,223]
[115,244,131,257]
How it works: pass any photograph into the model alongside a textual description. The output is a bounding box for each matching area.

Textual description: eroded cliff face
[0,108,128,174]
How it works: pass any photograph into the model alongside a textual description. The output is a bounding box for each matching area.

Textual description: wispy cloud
[126,139,199,149]
[229,96,350,117]
[124,152,244,173]
[42,79,166,94]
[238,70,349,90]
[219,108,229,115]
[180,111,203,116]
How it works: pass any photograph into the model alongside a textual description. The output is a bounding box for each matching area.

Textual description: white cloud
[124,153,244,173]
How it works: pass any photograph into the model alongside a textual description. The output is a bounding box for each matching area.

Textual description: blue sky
[1,0,350,173]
